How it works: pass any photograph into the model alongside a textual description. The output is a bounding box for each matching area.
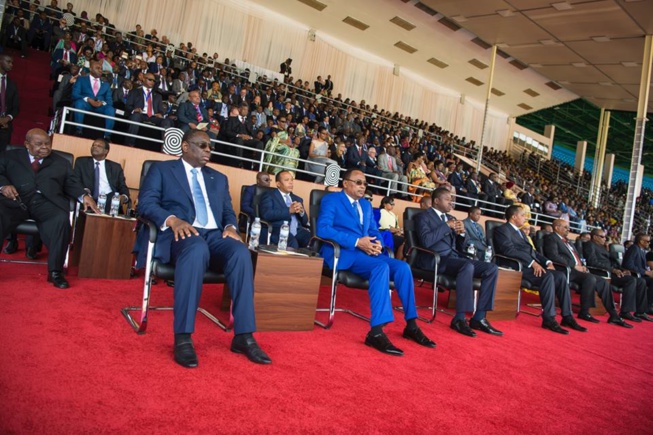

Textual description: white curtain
[71,0,510,149]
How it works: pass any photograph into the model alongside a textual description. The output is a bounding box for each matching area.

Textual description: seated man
[623,233,653,315]
[72,138,130,213]
[71,60,115,139]
[218,104,264,167]
[462,206,490,261]
[493,205,585,334]
[543,219,631,328]
[124,73,173,147]
[414,188,501,337]
[259,170,310,249]
[317,169,435,356]
[137,130,270,368]
[241,171,271,221]
[0,128,99,289]
[176,89,216,139]
[584,229,651,322]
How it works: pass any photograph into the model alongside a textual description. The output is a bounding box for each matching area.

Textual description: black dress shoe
[577,312,600,324]
[231,335,272,364]
[47,271,69,289]
[174,341,198,368]
[620,312,642,323]
[402,327,436,348]
[25,246,37,260]
[608,316,633,329]
[3,240,18,254]
[450,318,476,337]
[561,316,588,332]
[365,331,404,356]
[470,318,504,336]
[634,313,653,322]
[542,318,570,335]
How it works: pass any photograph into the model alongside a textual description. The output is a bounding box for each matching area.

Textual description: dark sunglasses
[145,77,155,82]
[345,179,368,187]
[188,141,214,150]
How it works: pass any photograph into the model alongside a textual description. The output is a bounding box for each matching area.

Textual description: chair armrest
[588,266,611,278]
[493,253,522,272]
[551,262,571,281]
[136,217,159,243]
[309,235,341,259]
[405,245,441,267]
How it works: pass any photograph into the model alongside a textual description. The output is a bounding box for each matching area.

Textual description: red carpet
[1,257,652,434]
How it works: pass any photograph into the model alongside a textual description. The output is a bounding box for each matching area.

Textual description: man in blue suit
[259,170,310,249]
[316,169,435,356]
[137,130,271,368]
[414,187,501,338]
[71,60,115,138]
[623,233,653,314]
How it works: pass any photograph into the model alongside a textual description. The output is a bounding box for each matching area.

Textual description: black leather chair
[309,189,395,329]
[121,159,232,334]
[583,241,624,311]
[609,243,626,268]
[486,219,543,316]
[533,230,546,254]
[1,145,77,267]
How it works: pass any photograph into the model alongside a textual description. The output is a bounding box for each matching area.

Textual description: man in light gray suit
[377,145,407,195]
[463,206,489,261]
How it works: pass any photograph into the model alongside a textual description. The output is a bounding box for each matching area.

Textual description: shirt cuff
[224,224,237,232]
[161,215,176,231]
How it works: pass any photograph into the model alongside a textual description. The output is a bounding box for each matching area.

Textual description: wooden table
[446,267,522,320]
[72,213,137,279]
[250,250,322,331]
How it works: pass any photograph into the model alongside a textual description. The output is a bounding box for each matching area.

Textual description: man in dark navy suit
[623,233,653,314]
[414,188,501,338]
[259,170,310,249]
[137,130,271,368]
[124,73,173,146]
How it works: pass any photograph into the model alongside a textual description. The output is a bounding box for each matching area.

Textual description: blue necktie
[93,162,100,199]
[190,168,208,226]
[284,193,298,235]
[353,200,363,225]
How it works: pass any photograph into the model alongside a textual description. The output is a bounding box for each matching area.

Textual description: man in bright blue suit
[316,169,435,356]
[137,130,271,368]
[71,60,115,138]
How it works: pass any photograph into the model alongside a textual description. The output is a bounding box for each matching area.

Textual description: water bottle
[278,220,290,251]
[249,217,261,250]
[97,194,107,214]
[466,243,476,258]
[109,193,120,217]
[484,245,493,262]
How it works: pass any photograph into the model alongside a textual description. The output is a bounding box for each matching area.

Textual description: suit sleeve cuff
[161,215,175,231]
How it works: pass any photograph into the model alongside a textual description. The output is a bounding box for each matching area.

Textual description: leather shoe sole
[3,241,18,254]
[608,316,633,329]
[402,327,436,348]
[561,317,587,332]
[542,320,570,335]
[620,312,642,323]
[365,332,404,356]
[470,318,504,336]
[174,342,198,368]
[231,338,272,364]
[577,313,600,324]
[47,273,70,289]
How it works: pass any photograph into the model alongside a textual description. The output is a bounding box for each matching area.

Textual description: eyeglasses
[145,77,155,82]
[188,141,214,150]
[389,203,395,206]
[344,179,368,187]
[595,235,606,239]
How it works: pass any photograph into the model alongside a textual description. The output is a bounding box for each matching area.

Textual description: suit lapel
[171,159,192,201]
[340,192,361,228]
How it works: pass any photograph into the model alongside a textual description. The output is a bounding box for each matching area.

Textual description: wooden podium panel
[446,267,521,320]
[74,213,137,279]
[251,251,322,331]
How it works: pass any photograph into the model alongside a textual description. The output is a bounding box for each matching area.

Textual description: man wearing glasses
[584,229,651,322]
[0,129,100,288]
[124,73,173,147]
[544,219,631,328]
[623,233,653,315]
[316,169,435,356]
[137,130,270,368]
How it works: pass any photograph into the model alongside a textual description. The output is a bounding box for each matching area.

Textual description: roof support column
[476,44,497,173]
[622,34,653,243]
[589,109,610,208]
